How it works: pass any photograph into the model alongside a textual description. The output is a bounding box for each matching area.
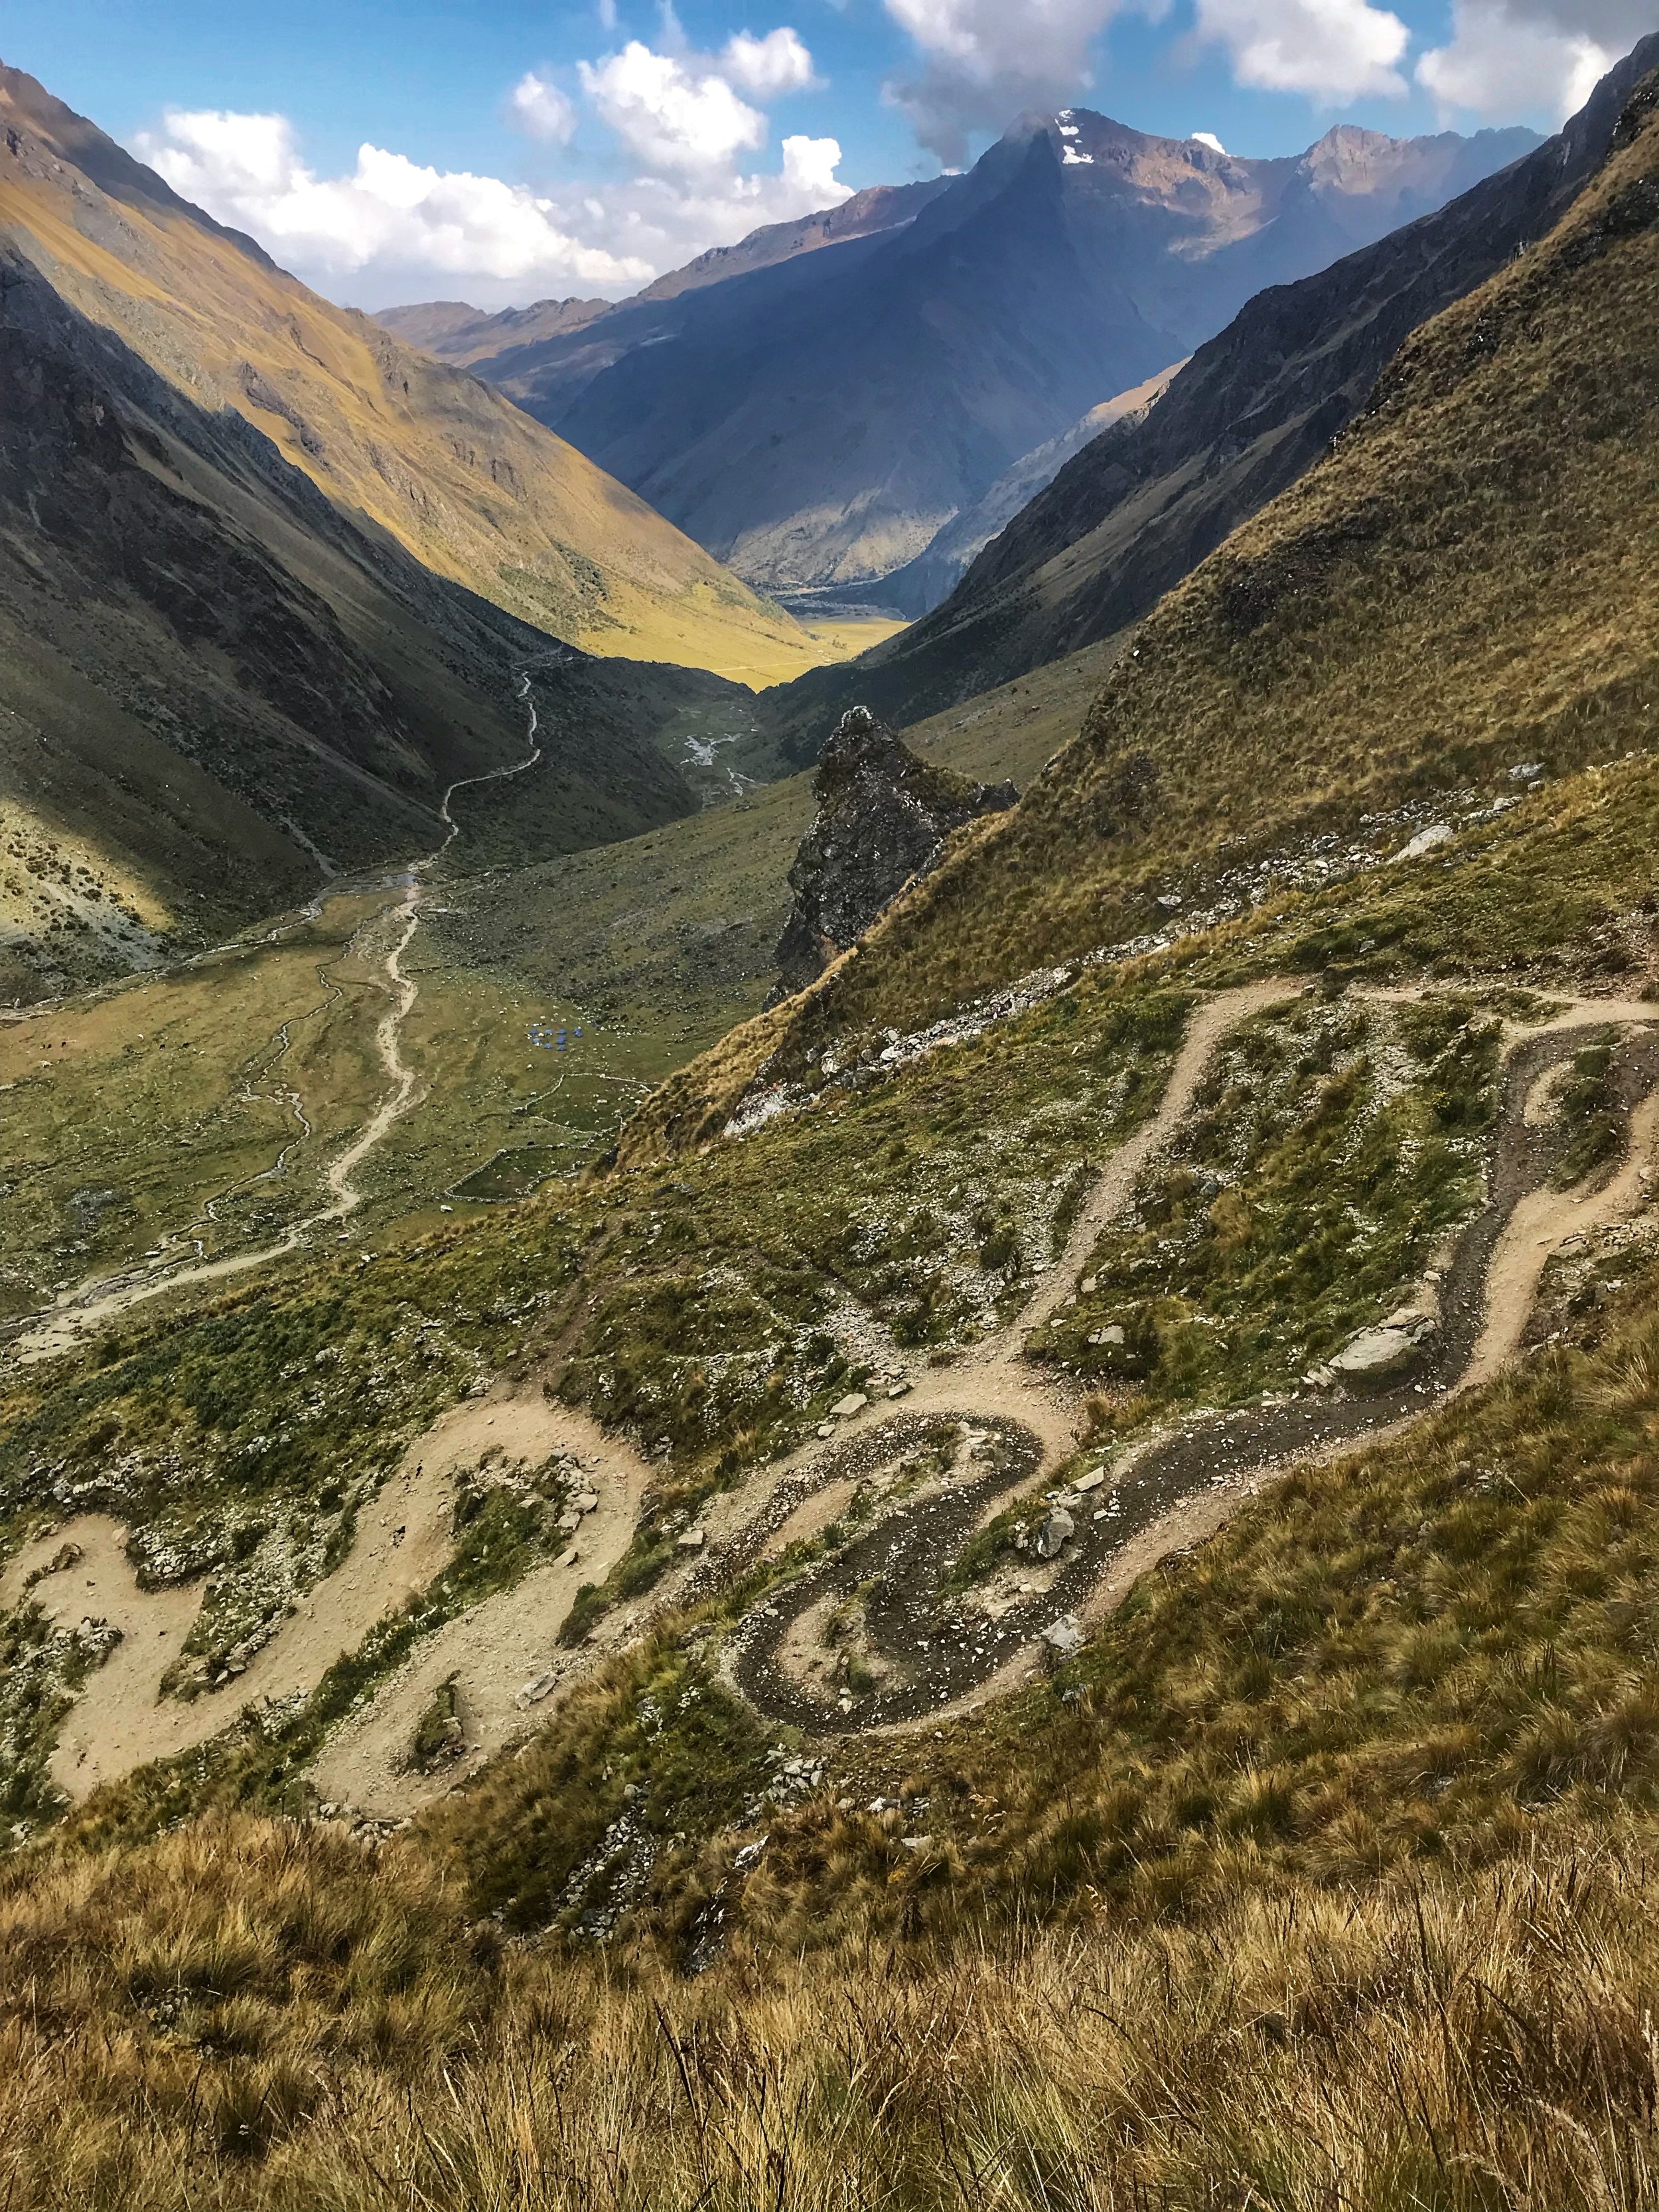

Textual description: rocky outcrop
[770,709,1017,1001]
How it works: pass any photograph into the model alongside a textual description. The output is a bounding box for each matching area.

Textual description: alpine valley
[3,31,1659,2212]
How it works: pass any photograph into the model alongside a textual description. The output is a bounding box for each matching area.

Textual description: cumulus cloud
[508,72,578,145]
[881,0,1131,162]
[579,40,770,173]
[1418,0,1656,120]
[881,0,1407,155]
[720,27,821,96]
[136,25,850,310]
[1192,0,1409,100]
[140,108,650,297]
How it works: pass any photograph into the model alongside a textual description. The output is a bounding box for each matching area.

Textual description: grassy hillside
[432,642,1112,1082]
[0,64,825,688]
[757,40,1653,769]
[3,676,1659,2201]
[2,67,1659,2212]
[0,252,722,998]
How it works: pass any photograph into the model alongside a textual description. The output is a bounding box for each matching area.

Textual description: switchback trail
[16,980,1659,1820]
[5,682,545,1368]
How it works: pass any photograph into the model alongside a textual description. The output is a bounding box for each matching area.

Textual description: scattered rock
[1393,823,1453,863]
[1074,1469,1107,1494]
[886,1380,912,1400]
[571,1491,600,1514]
[1033,1508,1075,1561]
[1330,1310,1436,1378]
[676,1528,707,1551]
[830,1392,869,1419]
[1086,1323,1126,1348]
[557,1546,579,1569]
[1041,1617,1084,1657]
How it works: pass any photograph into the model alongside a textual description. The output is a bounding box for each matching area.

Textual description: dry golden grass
[6,1812,1659,2207]
[0,70,822,686]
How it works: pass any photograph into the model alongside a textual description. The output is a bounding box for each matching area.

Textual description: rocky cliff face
[770,709,1017,1001]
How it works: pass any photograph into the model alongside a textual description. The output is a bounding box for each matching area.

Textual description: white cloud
[880,0,1407,157]
[1192,129,1228,150]
[881,0,1134,162]
[720,27,821,95]
[139,108,652,298]
[508,71,578,144]
[135,25,851,311]
[1192,0,1410,100]
[579,39,768,173]
[1418,0,1654,120]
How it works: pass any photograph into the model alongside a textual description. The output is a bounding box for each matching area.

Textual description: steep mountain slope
[377,181,951,371]
[0,250,715,1003]
[763,38,1658,755]
[5,85,1659,2212]
[0,63,822,686]
[454,113,1534,593]
[867,362,1185,619]
[650,60,1659,1142]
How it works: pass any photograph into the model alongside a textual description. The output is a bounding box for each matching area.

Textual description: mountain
[759,39,1657,762]
[378,181,952,374]
[733,48,1659,1074]
[0,245,737,1003]
[4,66,1659,2205]
[439,114,1537,595]
[0,62,824,688]
[865,362,1185,620]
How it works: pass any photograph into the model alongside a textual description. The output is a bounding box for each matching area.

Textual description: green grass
[1031,992,1501,1408]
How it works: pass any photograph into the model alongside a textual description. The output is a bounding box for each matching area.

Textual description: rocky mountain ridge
[0,60,823,687]
[770,709,1017,1001]
[410,110,1536,596]
[759,36,1657,760]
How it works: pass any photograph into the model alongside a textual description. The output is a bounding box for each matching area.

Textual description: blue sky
[6,0,1651,307]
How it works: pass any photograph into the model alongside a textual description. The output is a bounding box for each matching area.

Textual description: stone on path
[1034,1507,1074,1561]
[1330,1309,1435,1378]
[830,1392,869,1419]
[1041,1617,1084,1657]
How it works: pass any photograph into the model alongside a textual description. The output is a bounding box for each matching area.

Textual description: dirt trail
[19,978,1659,1817]
[7,687,545,1370]
[707,986,1659,1737]
[11,1386,652,1809]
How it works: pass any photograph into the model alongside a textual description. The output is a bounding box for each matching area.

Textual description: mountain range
[3,46,1659,2203]
[391,113,1538,597]
[758,39,1658,761]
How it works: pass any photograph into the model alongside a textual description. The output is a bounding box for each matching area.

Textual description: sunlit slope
[0,64,822,687]
[756,74,1659,1062]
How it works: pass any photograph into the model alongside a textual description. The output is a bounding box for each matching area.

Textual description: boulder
[1041,1616,1084,1657]
[831,1392,869,1419]
[1034,1507,1075,1561]
[1330,1309,1436,1378]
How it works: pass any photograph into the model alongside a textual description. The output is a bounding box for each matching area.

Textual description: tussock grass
[7,1810,1659,2205]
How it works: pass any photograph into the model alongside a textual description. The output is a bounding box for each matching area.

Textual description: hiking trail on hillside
[15,978,1659,1820]
[5,681,546,1369]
